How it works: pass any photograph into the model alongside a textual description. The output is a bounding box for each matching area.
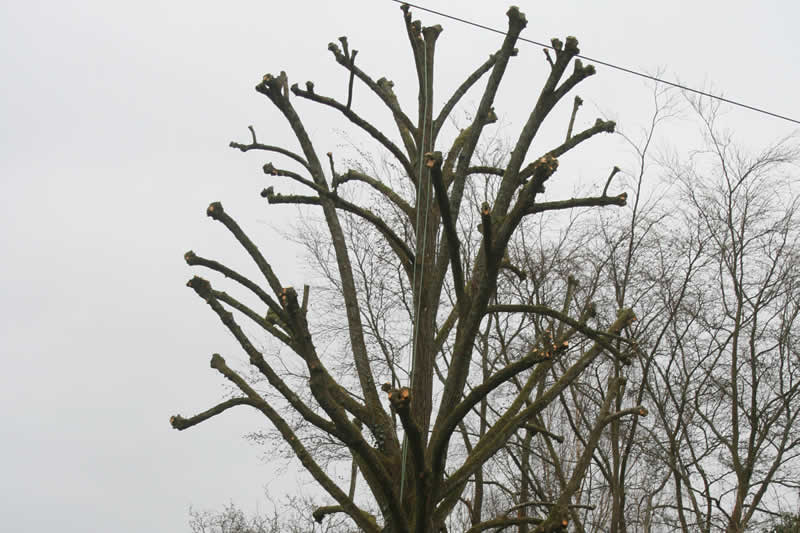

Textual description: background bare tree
[641,96,800,533]
[505,91,800,532]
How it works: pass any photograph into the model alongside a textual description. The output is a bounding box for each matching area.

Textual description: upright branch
[480,202,492,266]
[433,50,510,141]
[431,4,529,457]
[426,151,465,308]
[565,95,583,141]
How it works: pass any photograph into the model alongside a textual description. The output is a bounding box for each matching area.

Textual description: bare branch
[185,276,337,434]
[170,397,255,431]
[439,309,635,502]
[328,39,417,145]
[433,50,508,140]
[261,187,414,274]
[601,165,621,196]
[184,250,288,326]
[337,168,414,219]
[229,129,311,173]
[205,202,285,299]
[290,82,415,182]
[426,151,465,307]
[565,95,583,141]
[208,353,382,533]
[526,193,627,216]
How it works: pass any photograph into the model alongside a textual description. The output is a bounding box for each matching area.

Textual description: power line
[390,0,800,126]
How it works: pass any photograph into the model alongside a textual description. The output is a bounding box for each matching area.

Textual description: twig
[602,166,621,196]
[565,95,583,141]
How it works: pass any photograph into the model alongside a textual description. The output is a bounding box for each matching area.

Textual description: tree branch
[430,7,528,501]
[170,397,255,430]
[184,250,288,326]
[261,187,414,275]
[208,353,381,533]
[313,505,379,529]
[485,304,630,359]
[433,347,556,466]
[603,406,648,425]
[205,202,285,299]
[465,516,543,533]
[229,127,311,173]
[328,40,417,148]
[400,4,425,100]
[211,287,293,345]
[257,72,391,443]
[290,82,415,181]
[467,166,505,177]
[518,119,615,182]
[186,276,338,434]
[382,385,426,487]
[426,151,465,307]
[337,168,414,219]
[439,309,635,503]
[433,50,508,140]
[565,95,583,141]
[493,36,593,217]
[525,193,627,215]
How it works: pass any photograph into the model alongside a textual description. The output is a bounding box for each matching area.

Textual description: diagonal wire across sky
[391,0,800,126]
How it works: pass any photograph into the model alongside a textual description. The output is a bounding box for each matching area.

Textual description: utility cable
[390,0,800,126]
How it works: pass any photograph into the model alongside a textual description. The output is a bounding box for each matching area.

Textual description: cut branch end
[206,202,223,219]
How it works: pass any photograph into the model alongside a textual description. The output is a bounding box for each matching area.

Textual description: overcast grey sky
[1,1,797,531]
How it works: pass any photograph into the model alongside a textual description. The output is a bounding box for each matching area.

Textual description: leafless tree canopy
[170,5,800,533]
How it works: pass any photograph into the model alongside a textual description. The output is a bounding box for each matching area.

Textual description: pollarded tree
[170,5,640,532]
